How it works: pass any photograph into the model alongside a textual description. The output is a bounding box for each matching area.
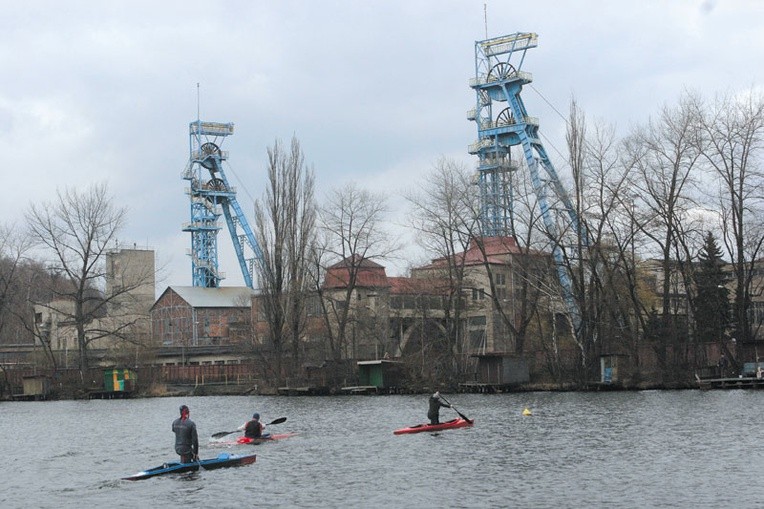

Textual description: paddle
[211,417,287,438]
[437,395,471,421]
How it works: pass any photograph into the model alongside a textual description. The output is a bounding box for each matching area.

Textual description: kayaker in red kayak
[172,404,199,463]
[428,392,451,424]
[242,413,265,439]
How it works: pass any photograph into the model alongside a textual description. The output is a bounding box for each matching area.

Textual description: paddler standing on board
[428,391,451,425]
[172,404,199,463]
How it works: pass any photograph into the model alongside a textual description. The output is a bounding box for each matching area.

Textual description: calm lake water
[1,390,763,508]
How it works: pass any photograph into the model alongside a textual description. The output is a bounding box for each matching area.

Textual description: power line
[529,84,569,125]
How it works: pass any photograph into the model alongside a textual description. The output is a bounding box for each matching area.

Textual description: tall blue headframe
[468,32,583,334]
[182,120,263,288]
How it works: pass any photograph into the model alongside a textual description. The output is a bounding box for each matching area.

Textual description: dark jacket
[428,396,449,421]
[244,419,263,439]
[172,417,199,457]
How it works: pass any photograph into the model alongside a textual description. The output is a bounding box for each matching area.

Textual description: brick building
[150,286,254,365]
[252,236,560,368]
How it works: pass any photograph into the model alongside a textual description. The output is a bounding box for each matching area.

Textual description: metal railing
[469,70,532,88]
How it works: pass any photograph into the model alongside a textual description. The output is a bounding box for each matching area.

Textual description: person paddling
[242,412,266,439]
[172,404,199,463]
[428,391,451,425]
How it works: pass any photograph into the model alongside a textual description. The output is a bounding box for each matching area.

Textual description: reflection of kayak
[393,418,474,435]
[122,452,256,481]
[236,432,298,444]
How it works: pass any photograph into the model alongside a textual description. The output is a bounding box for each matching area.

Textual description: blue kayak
[122,452,257,481]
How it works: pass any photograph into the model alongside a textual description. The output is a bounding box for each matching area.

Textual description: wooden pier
[696,375,764,389]
[459,382,497,393]
[277,386,330,396]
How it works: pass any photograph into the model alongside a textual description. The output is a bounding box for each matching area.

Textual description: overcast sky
[2,1,763,296]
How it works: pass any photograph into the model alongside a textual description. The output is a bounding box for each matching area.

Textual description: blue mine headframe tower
[182,120,263,288]
[468,32,583,334]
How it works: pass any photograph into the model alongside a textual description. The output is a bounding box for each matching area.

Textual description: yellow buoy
[522,408,532,416]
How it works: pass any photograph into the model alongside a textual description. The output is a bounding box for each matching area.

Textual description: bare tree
[465,158,553,360]
[0,223,34,344]
[500,163,560,362]
[25,182,140,373]
[539,99,647,381]
[253,137,317,386]
[405,157,477,377]
[0,223,35,395]
[622,94,704,379]
[559,99,594,376]
[696,90,764,346]
[317,182,399,360]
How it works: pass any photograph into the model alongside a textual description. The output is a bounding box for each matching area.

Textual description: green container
[104,369,135,392]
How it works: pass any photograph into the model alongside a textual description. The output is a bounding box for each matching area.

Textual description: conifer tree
[694,232,730,344]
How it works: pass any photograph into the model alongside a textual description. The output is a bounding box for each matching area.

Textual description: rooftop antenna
[196,82,200,120]
[484,3,488,38]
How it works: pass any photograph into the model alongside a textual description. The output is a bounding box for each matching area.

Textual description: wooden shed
[357,360,404,389]
[600,354,629,384]
[473,353,530,386]
[22,375,51,400]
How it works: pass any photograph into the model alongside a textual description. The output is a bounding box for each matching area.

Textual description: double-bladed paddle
[211,416,287,438]
[437,395,471,421]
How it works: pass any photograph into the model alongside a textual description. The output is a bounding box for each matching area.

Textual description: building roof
[323,255,391,289]
[422,236,539,269]
[320,237,545,293]
[156,286,255,309]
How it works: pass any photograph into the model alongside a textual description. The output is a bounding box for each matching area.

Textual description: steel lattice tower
[182,120,263,288]
[468,32,583,332]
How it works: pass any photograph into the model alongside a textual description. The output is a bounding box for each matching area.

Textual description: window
[472,288,485,300]
[469,316,487,326]
[305,296,322,316]
[469,330,486,350]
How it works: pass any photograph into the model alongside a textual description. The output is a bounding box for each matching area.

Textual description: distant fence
[1,363,261,395]
[154,363,259,385]
[1,367,106,395]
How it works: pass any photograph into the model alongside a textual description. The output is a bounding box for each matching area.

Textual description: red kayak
[393,417,474,435]
[236,432,298,444]
[210,432,298,447]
